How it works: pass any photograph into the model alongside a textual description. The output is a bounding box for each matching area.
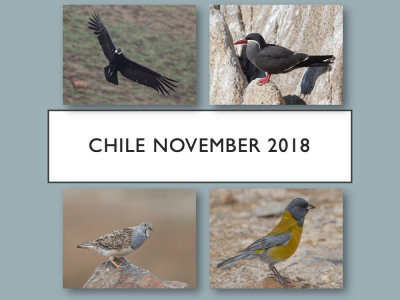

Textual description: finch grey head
[286,198,315,226]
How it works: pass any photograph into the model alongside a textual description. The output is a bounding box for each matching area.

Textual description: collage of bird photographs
[6,0,400,298]
[61,3,344,291]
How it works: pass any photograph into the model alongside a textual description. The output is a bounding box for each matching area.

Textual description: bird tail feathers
[298,55,334,68]
[77,242,94,249]
[217,253,249,268]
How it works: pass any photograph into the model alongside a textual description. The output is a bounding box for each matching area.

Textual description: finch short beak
[149,227,153,231]
[308,204,316,209]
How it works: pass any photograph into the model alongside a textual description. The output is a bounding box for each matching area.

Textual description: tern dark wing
[254,44,308,74]
[118,55,178,96]
[88,12,116,61]
[242,233,291,252]
[261,44,297,58]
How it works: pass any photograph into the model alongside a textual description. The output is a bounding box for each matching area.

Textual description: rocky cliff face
[82,258,190,288]
[210,5,343,105]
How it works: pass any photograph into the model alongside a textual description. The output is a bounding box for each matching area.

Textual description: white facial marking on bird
[248,40,260,49]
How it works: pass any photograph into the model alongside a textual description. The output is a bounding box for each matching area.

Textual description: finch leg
[269,266,293,288]
[257,73,271,86]
[110,257,127,270]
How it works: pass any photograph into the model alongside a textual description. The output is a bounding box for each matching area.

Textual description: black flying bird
[88,13,177,96]
[234,33,333,86]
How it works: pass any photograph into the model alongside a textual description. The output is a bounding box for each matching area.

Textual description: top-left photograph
[63,5,196,105]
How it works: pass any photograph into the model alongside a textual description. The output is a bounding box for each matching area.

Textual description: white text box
[48,111,351,182]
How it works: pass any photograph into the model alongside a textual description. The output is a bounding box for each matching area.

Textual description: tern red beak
[233,39,247,45]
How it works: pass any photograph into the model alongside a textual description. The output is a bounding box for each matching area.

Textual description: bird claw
[110,257,127,270]
[257,73,271,86]
[267,273,293,288]
[257,78,269,86]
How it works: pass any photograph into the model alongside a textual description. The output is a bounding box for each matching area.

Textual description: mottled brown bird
[77,222,152,270]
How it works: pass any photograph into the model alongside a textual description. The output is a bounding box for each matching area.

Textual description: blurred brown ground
[63,189,196,288]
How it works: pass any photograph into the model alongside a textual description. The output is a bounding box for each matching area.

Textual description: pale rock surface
[242,81,284,105]
[210,7,247,105]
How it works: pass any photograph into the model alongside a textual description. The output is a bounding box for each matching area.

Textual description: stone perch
[82,258,190,289]
[243,81,284,105]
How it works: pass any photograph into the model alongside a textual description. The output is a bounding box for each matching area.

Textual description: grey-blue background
[0,0,397,298]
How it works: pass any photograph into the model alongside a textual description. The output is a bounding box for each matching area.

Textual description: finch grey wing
[243,233,291,252]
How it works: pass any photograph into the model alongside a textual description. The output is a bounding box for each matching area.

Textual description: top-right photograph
[210,5,343,105]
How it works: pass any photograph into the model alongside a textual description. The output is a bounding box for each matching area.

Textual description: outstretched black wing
[88,13,116,61]
[118,55,178,96]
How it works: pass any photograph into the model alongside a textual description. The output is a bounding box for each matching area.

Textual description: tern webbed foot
[257,73,271,86]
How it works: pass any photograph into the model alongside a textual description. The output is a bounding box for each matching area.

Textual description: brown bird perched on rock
[77,222,153,270]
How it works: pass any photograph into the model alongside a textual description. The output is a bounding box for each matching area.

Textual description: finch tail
[217,253,249,268]
[77,242,94,249]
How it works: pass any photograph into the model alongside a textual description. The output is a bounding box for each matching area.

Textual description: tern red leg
[257,73,271,86]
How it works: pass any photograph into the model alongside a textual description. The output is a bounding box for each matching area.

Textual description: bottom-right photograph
[209,188,343,289]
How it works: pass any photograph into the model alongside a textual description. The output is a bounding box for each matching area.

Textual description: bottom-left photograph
[63,188,196,288]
